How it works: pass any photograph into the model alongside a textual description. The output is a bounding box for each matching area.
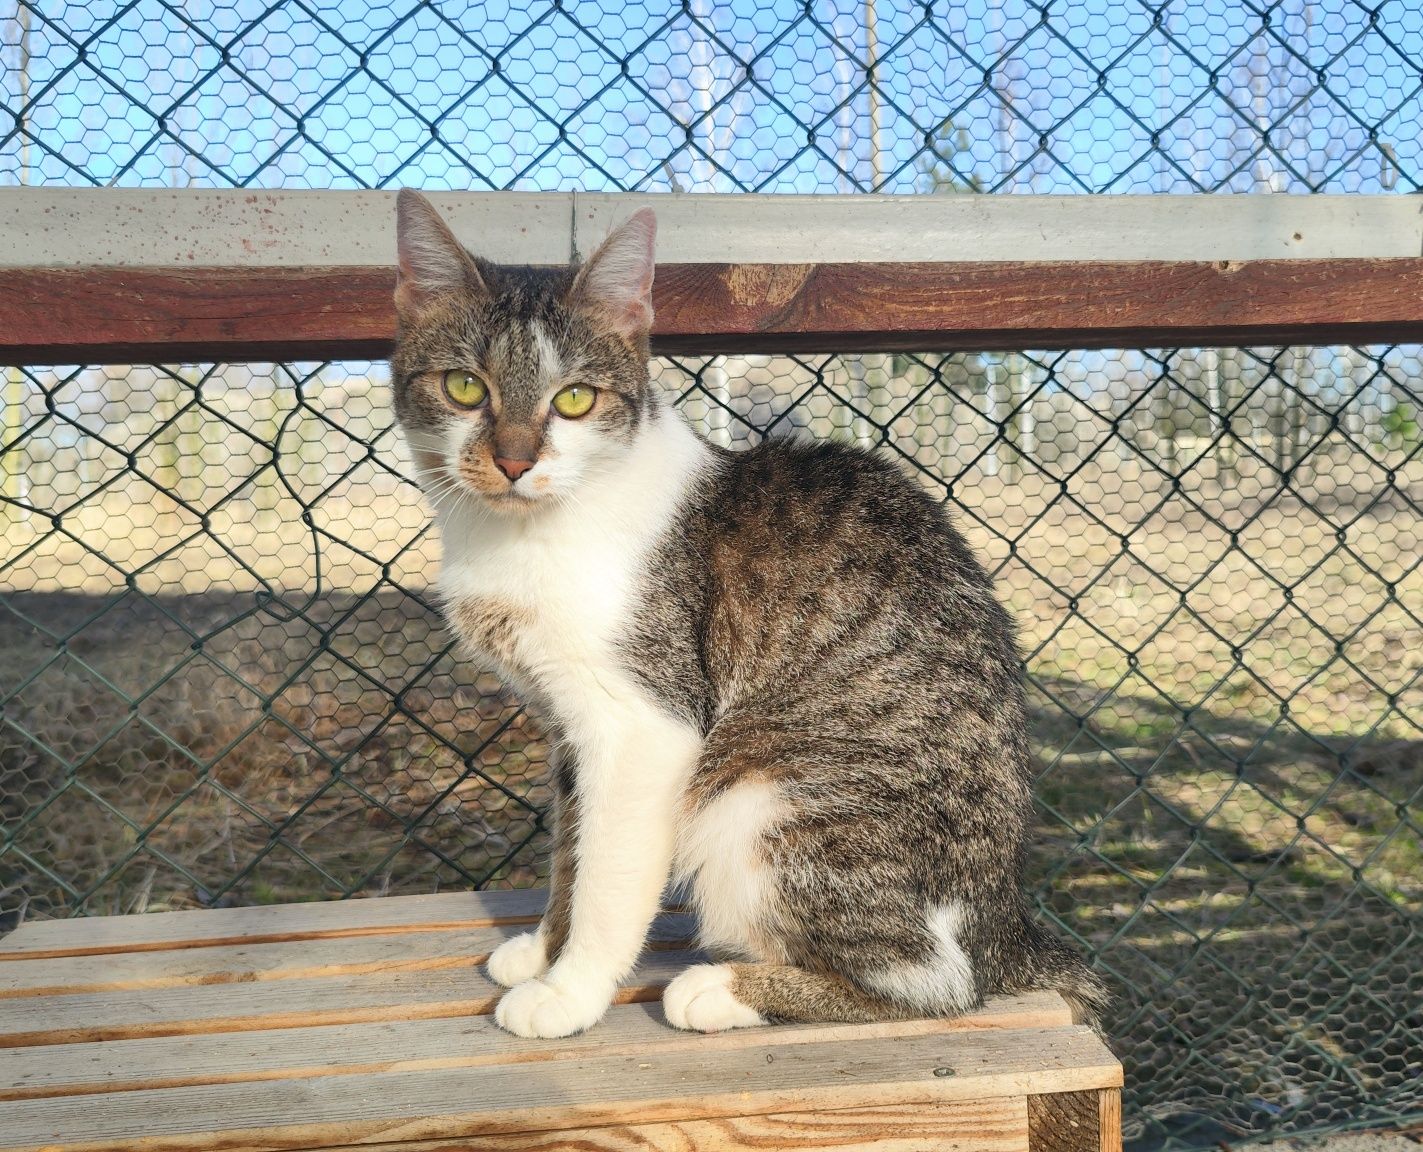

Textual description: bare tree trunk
[1219,348,1242,485]
[3,1,32,514]
[985,355,1011,479]
[1201,346,1236,477]
[681,0,718,191]
[865,0,882,192]
[701,357,733,447]
[684,0,734,441]
[985,5,1018,478]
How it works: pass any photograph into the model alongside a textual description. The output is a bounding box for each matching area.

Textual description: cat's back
[699,434,1003,625]
[712,436,964,557]
[631,434,1020,725]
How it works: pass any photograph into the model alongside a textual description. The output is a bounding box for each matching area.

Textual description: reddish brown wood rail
[4,258,1423,364]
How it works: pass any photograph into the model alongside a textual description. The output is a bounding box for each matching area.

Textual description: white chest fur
[442,503,633,670]
[433,406,710,746]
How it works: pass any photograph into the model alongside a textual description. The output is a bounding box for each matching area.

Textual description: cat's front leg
[487,754,579,988]
[494,711,698,1039]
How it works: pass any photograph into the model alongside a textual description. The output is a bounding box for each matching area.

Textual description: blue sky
[1,0,1420,194]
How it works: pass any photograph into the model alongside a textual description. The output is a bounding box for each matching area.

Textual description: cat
[390,189,1107,1040]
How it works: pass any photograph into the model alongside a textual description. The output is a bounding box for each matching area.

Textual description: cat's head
[390,190,658,516]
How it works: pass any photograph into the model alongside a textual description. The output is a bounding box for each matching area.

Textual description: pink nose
[494,456,535,481]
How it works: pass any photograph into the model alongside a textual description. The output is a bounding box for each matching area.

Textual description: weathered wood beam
[3,259,1423,364]
[3,190,1421,362]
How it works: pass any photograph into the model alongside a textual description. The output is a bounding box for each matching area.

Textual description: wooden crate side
[1027,1087,1124,1152]
[312,1098,1032,1152]
[1028,1091,1097,1152]
[1099,1088,1123,1152]
[4,1026,1118,1152]
[0,995,1074,1101]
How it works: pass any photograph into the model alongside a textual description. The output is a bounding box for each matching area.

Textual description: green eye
[442,370,488,408]
[551,384,597,419]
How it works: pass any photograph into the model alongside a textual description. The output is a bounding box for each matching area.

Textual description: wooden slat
[0,948,703,1048]
[0,916,694,997]
[649,258,1423,353]
[0,926,508,998]
[5,258,1423,364]
[316,1098,1031,1152]
[6,190,1422,361]
[0,889,547,958]
[4,1024,1119,1152]
[0,993,1074,1101]
[0,265,394,365]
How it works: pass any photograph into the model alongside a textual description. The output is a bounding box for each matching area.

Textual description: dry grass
[0,589,553,919]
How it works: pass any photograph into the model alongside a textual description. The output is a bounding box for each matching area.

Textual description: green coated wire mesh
[1,2,1420,1149]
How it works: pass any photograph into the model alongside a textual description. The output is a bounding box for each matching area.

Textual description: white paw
[487,931,548,988]
[662,964,768,1033]
[494,973,614,1039]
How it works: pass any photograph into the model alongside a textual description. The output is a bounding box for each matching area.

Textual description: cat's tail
[1006,913,1112,1034]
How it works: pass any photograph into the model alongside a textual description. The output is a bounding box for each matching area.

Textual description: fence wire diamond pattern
[2,0,1421,192]
[2,0,1422,1148]
[2,352,1420,1148]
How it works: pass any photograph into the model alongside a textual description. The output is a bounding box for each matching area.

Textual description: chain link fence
[2,0,1421,192]
[2,2,1421,1150]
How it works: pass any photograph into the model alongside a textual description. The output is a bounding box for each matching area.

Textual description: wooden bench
[1,889,1121,1151]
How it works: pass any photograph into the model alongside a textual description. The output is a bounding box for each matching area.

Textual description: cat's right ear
[569,208,657,344]
[395,190,488,318]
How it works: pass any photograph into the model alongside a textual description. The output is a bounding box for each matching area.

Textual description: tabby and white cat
[391,190,1106,1040]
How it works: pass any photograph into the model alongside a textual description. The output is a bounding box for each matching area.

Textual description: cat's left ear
[394,189,488,319]
[570,208,657,343]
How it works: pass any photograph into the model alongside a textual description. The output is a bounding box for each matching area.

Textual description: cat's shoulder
[712,434,940,519]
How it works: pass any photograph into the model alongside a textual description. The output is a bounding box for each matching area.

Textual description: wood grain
[1028,1090,1100,1152]
[0,949,701,1048]
[1099,1088,1123,1152]
[0,887,1121,1149]
[5,1025,1117,1152]
[0,926,517,998]
[0,888,548,957]
[651,258,1423,353]
[314,1098,1031,1152]
[0,885,1120,1152]
[4,259,1423,364]
[0,920,694,997]
[0,994,1074,1101]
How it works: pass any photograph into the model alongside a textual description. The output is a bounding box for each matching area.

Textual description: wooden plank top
[0,890,1121,1152]
[6,190,1419,267]
[3,888,542,957]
